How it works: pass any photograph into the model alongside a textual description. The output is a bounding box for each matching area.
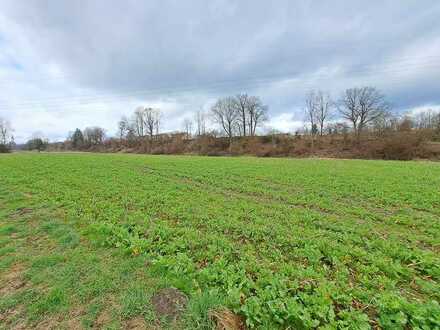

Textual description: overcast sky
[1,1,440,142]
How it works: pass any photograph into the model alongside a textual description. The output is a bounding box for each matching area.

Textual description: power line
[0,58,439,113]
[1,53,439,88]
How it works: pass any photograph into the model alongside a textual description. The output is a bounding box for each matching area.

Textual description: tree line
[0,117,14,153]
[2,86,440,159]
[61,86,440,160]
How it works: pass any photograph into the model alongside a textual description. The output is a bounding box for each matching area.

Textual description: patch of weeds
[27,287,69,320]
[27,255,66,286]
[74,260,116,303]
[183,290,226,329]
[0,246,16,257]
[81,301,103,328]
[39,221,61,235]
[0,255,18,270]
[57,230,80,249]
[30,255,65,271]
[120,284,154,319]
[0,225,17,236]
[0,237,12,247]
[0,288,38,319]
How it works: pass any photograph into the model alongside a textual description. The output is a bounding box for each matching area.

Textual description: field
[0,153,439,329]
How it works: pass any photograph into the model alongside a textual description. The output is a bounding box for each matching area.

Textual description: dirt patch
[34,317,62,330]
[0,264,27,296]
[62,307,85,330]
[151,288,187,321]
[11,321,28,330]
[94,310,112,328]
[15,207,33,216]
[209,308,246,330]
[0,306,23,328]
[124,316,148,329]
[63,318,83,330]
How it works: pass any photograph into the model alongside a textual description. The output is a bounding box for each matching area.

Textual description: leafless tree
[133,107,145,137]
[211,97,238,144]
[83,127,105,146]
[142,107,161,139]
[182,118,193,138]
[154,110,161,136]
[118,116,130,140]
[246,96,268,136]
[413,109,439,130]
[0,117,12,145]
[339,86,389,140]
[315,91,332,136]
[195,109,206,136]
[229,94,268,137]
[327,122,349,135]
[436,113,440,132]
[305,91,318,135]
[304,90,332,137]
[233,94,250,137]
[304,91,318,149]
[372,110,397,134]
[131,107,162,138]
[397,116,413,132]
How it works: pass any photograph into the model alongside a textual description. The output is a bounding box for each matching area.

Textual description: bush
[0,144,10,153]
[379,134,424,160]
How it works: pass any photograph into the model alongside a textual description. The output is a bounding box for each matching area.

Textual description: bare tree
[413,109,438,130]
[154,110,161,136]
[304,90,332,137]
[133,107,145,137]
[304,91,318,149]
[0,117,12,145]
[83,127,105,146]
[118,116,130,140]
[195,109,206,136]
[143,107,161,139]
[315,91,332,136]
[436,113,440,132]
[182,118,193,139]
[227,94,268,137]
[339,86,389,140]
[246,96,268,136]
[372,110,397,134]
[131,107,162,139]
[305,91,317,134]
[233,94,250,136]
[211,97,238,144]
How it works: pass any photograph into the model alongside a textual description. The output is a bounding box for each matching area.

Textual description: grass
[0,153,439,329]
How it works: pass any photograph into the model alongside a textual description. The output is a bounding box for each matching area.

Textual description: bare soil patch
[209,308,246,330]
[94,310,112,328]
[124,316,149,329]
[0,263,27,296]
[151,287,187,321]
[0,306,23,328]
[15,207,33,216]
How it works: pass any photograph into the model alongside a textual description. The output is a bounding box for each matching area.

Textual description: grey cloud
[1,0,440,141]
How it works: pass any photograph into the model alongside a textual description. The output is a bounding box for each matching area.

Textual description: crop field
[0,153,439,329]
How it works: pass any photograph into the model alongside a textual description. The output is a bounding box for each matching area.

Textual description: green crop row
[0,153,439,329]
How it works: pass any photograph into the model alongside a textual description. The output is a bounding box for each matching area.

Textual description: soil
[151,287,188,321]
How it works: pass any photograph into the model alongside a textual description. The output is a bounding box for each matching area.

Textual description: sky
[0,1,440,143]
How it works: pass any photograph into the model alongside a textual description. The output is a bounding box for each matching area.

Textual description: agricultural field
[0,153,439,329]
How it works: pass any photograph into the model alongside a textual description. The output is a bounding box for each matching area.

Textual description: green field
[0,154,439,329]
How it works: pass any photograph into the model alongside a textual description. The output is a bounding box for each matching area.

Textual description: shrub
[0,144,10,153]
[380,133,424,160]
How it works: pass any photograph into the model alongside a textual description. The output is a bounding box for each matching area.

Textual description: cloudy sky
[1,1,440,142]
